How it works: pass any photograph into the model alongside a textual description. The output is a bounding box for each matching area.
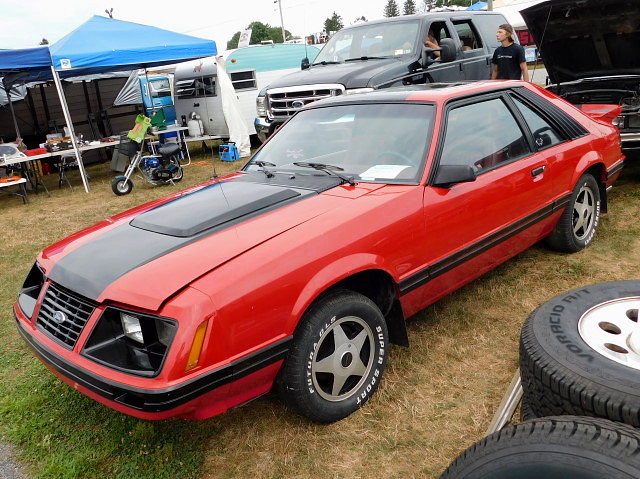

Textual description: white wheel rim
[311,316,375,402]
[578,297,640,369]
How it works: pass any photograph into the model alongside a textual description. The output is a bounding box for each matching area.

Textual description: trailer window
[175,76,217,99]
[230,70,257,90]
[149,78,172,98]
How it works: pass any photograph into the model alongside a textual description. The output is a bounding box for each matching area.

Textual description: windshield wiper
[252,160,276,178]
[311,60,342,66]
[345,56,387,62]
[293,162,356,186]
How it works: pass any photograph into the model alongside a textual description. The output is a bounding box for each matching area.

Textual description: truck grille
[267,83,345,120]
[36,283,96,349]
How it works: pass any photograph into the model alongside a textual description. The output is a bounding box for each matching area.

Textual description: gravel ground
[0,443,26,479]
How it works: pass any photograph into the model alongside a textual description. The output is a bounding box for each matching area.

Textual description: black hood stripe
[48,176,337,301]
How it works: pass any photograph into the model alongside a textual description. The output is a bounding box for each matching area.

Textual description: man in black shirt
[491,24,529,81]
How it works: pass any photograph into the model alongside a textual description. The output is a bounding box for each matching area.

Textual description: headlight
[17,262,46,319]
[256,93,267,116]
[346,88,374,95]
[82,307,177,377]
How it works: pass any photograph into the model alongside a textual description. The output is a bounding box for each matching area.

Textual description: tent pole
[3,78,22,139]
[50,66,91,193]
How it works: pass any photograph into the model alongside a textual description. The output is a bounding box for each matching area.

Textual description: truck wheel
[277,289,388,423]
[441,416,640,478]
[111,176,133,195]
[544,173,600,253]
[520,281,640,426]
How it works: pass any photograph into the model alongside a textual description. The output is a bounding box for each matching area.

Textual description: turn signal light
[185,321,208,371]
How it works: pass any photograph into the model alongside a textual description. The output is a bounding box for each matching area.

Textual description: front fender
[288,253,396,332]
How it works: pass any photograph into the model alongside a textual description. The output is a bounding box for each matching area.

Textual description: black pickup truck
[255,11,510,142]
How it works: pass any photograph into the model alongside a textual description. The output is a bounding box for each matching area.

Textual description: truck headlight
[82,307,177,377]
[256,93,267,116]
[346,88,374,95]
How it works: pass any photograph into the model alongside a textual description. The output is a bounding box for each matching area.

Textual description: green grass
[0,152,639,478]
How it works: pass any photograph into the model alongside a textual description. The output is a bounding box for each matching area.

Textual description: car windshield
[246,102,435,184]
[313,20,421,64]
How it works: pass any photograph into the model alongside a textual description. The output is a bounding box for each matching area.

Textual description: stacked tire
[519,280,640,425]
[441,281,640,478]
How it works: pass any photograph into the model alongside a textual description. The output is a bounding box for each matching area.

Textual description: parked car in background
[522,0,640,156]
[14,81,624,423]
[255,11,511,142]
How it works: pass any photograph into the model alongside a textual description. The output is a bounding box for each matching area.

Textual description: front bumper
[254,116,286,143]
[15,309,291,419]
[621,131,640,155]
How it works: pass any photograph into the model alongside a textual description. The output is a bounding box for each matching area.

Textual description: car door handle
[531,166,546,177]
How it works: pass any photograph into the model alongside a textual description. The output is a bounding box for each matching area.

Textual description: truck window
[469,14,508,53]
[230,70,257,91]
[453,20,483,51]
[313,20,421,63]
[428,22,454,45]
[175,76,217,99]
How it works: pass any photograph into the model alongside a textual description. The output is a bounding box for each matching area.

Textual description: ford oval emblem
[291,100,305,109]
[53,311,67,324]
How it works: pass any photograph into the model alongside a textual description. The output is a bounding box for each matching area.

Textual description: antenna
[105,8,113,18]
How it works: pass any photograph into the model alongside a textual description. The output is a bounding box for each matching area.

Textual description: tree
[403,0,416,15]
[324,12,344,35]
[226,21,292,49]
[384,0,400,17]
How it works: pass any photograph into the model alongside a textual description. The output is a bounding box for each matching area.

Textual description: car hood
[265,57,411,90]
[39,172,385,310]
[521,0,640,84]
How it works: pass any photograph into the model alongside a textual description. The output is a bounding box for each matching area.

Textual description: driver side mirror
[432,164,477,188]
[301,57,310,70]
[438,38,457,63]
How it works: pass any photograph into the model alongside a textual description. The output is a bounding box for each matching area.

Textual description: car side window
[512,97,564,150]
[440,98,531,173]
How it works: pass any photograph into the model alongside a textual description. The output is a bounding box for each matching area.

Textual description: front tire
[545,172,600,252]
[172,165,184,183]
[111,176,133,195]
[277,289,388,423]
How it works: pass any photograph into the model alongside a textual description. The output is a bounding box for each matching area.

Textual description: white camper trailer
[173,43,320,141]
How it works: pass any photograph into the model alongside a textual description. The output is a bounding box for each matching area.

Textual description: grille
[267,84,344,120]
[36,283,96,349]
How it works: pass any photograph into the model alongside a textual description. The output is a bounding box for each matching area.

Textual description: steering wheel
[374,151,413,166]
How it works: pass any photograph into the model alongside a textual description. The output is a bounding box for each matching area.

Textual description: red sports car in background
[14,81,624,423]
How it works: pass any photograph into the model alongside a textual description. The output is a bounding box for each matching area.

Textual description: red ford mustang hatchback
[14,81,624,423]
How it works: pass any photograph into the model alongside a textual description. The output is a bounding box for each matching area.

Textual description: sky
[0,0,395,51]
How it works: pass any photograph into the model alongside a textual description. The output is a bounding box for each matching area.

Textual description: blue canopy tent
[467,1,488,10]
[0,16,217,192]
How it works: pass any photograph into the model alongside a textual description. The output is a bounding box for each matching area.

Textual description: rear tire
[545,173,600,252]
[277,289,388,423]
[440,416,640,478]
[111,176,133,195]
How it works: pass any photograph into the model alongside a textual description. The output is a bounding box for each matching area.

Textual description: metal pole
[488,0,493,11]
[4,81,22,139]
[277,0,286,42]
[485,370,523,435]
[50,66,91,193]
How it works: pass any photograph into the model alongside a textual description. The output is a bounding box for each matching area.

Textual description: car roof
[307,80,531,108]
